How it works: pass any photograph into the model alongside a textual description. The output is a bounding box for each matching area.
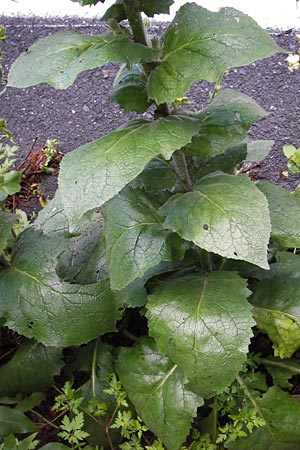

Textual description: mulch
[1,16,300,214]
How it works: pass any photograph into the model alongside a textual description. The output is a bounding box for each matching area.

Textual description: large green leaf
[104,187,182,290]
[117,338,201,450]
[59,115,201,229]
[0,211,17,254]
[227,386,300,449]
[186,89,269,159]
[148,4,283,104]
[0,340,63,396]
[8,31,156,89]
[0,406,37,435]
[251,276,300,358]
[0,229,121,346]
[258,181,300,248]
[146,272,254,398]
[161,173,270,269]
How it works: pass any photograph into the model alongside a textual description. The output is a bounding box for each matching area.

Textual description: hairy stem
[172,151,193,192]
[197,248,213,272]
[122,0,194,195]
[123,0,148,46]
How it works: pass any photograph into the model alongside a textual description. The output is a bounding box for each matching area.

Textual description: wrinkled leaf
[227,386,300,449]
[0,406,37,435]
[0,229,121,346]
[147,272,254,398]
[104,187,182,290]
[251,276,300,358]
[258,181,300,248]
[59,115,201,229]
[186,89,269,159]
[148,4,283,103]
[8,31,156,89]
[117,338,201,450]
[0,211,18,254]
[0,339,63,396]
[162,173,270,269]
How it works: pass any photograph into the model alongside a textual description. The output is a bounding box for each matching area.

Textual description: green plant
[3,1,300,448]
[283,143,300,174]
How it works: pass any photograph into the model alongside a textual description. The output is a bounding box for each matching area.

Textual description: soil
[1,16,300,214]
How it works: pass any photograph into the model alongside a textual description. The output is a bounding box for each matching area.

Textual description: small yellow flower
[287,53,300,71]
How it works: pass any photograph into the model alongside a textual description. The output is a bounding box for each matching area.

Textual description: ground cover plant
[2,0,300,448]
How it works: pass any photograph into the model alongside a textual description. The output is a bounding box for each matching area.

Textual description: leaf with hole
[161,173,270,268]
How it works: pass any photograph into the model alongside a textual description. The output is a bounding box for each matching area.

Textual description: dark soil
[1,16,300,213]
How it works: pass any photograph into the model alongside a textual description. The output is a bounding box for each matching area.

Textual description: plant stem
[198,248,213,272]
[91,337,100,397]
[211,396,218,443]
[123,0,148,46]
[122,0,194,195]
[29,409,60,430]
[172,151,193,192]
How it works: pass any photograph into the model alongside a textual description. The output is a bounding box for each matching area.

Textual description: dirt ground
[1,16,300,212]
